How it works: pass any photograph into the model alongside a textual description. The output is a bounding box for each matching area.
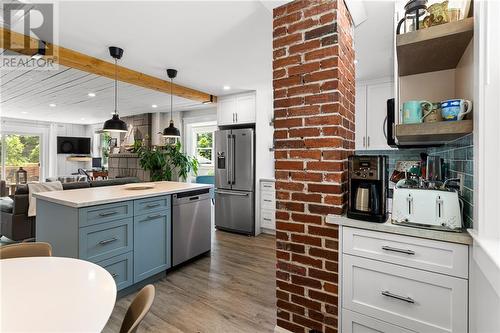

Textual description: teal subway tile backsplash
[356,133,474,228]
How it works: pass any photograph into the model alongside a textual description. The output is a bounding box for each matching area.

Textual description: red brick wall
[273,1,355,332]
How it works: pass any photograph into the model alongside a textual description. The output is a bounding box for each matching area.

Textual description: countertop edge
[33,183,213,208]
[326,214,472,245]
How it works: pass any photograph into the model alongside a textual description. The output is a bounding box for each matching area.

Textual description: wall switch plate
[458,173,465,195]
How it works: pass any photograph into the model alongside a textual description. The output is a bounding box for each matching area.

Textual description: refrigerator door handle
[226,134,231,185]
[215,190,249,197]
[232,134,236,185]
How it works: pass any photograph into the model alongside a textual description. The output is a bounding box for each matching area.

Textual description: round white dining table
[0,257,117,332]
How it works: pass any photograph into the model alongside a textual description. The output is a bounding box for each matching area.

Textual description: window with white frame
[191,125,216,166]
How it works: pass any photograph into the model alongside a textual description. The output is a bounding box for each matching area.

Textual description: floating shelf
[397,17,474,76]
[66,156,91,162]
[395,120,473,144]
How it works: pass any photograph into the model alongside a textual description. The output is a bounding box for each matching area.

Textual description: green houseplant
[137,142,198,181]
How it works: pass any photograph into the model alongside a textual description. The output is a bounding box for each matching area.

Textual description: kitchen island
[34,181,212,293]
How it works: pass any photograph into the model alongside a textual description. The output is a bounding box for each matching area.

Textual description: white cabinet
[260,180,275,231]
[356,80,394,150]
[217,92,256,126]
[339,226,469,333]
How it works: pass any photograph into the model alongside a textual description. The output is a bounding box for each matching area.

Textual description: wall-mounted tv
[57,136,91,155]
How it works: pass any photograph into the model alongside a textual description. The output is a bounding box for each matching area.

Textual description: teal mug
[441,99,472,121]
[402,100,433,124]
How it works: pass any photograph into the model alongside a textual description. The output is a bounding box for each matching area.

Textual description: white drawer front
[342,309,415,333]
[261,209,275,229]
[343,255,468,333]
[260,181,275,192]
[260,191,275,209]
[343,227,469,278]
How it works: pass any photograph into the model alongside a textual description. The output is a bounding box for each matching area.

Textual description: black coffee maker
[347,155,388,222]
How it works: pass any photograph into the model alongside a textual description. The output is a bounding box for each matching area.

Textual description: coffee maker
[347,155,388,222]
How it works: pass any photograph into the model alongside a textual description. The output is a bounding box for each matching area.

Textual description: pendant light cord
[114,58,118,114]
[170,78,173,121]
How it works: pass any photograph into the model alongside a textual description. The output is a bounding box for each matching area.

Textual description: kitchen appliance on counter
[392,186,462,232]
[214,128,255,235]
[172,188,212,266]
[347,155,388,223]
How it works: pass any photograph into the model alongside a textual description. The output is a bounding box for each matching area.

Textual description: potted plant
[137,142,198,181]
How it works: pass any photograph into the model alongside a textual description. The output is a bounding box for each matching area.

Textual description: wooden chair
[120,284,155,333]
[0,242,52,259]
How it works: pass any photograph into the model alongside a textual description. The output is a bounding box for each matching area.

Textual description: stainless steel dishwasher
[172,188,211,266]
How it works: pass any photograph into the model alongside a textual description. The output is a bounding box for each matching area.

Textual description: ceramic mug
[424,103,443,123]
[441,99,472,121]
[402,100,433,124]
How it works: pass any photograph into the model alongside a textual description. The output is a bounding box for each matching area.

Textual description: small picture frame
[109,138,118,148]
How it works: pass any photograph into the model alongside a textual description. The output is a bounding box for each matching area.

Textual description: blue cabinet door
[133,207,171,283]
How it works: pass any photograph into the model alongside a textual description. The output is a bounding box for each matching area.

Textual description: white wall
[1,117,91,179]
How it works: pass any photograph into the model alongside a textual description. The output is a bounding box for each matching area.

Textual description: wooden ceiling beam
[0,28,217,103]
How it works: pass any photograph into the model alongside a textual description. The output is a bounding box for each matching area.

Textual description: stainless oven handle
[381,245,415,255]
[381,290,415,304]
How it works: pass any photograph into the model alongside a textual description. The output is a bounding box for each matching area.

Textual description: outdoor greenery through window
[0,134,40,183]
[193,127,215,166]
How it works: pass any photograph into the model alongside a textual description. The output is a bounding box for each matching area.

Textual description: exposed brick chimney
[272,1,355,332]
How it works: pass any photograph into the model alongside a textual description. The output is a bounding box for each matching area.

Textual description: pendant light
[162,68,181,138]
[103,46,128,133]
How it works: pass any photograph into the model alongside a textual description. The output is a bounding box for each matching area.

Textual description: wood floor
[103,230,276,333]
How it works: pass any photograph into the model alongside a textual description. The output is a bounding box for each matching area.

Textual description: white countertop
[326,214,472,245]
[33,181,212,208]
[1,257,116,332]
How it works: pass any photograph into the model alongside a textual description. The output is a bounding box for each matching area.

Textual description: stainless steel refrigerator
[215,128,255,235]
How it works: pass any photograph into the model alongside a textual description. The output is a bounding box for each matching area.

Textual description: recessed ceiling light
[21,111,29,114]
[49,103,56,107]
[151,104,158,108]
[80,118,85,120]
[88,92,96,97]
[223,85,231,90]
[354,59,358,64]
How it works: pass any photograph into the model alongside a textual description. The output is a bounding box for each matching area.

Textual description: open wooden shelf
[397,17,474,76]
[395,120,473,144]
[66,156,91,162]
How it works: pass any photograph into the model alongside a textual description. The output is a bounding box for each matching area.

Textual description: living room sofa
[0,177,140,241]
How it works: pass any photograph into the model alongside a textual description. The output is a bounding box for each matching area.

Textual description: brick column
[273,1,355,332]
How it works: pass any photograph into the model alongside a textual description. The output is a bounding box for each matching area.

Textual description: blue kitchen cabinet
[133,196,171,283]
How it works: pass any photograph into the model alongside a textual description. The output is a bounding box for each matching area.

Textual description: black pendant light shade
[162,68,181,138]
[103,46,128,133]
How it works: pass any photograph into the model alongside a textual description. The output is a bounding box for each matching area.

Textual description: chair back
[0,242,52,259]
[120,284,155,333]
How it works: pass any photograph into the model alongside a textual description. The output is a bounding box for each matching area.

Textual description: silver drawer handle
[381,245,415,255]
[263,218,272,221]
[111,272,119,278]
[146,203,161,208]
[99,237,118,245]
[263,199,273,202]
[381,290,415,304]
[146,214,162,220]
[99,211,118,217]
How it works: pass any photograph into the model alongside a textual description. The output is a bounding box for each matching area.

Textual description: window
[0,134,41,184]
[192,126,216,166]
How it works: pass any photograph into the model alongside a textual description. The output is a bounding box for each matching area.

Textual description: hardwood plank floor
[103,230,276,333]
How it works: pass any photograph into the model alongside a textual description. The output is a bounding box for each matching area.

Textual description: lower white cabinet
[342,309,415,333]
[340,226,469,333]
[260,180,275,230]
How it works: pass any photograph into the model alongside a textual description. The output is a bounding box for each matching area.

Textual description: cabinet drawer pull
[263,185,273,188]
[99,237,118,245]
[263,218,272,222]
[111,272,119,278]
[146,214,162,220]
[99,211,118,217]
[146,203,161,208]
[381,245,415,255]
[381,290,415,304]
[263,199,273,202]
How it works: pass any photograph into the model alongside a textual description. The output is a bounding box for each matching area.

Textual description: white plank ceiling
[0,58,204,124]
